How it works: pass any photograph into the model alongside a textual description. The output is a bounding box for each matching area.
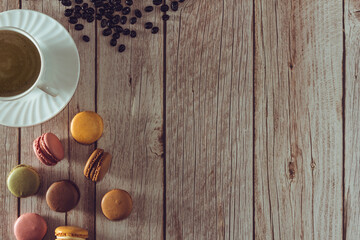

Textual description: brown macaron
[46,180,80,212]
[83,149,112,182]
[101,189,133,221]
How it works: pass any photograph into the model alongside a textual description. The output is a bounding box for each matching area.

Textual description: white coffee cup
[0,26,57,101]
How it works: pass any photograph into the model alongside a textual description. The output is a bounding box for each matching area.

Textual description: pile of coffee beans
[60,0,185,53]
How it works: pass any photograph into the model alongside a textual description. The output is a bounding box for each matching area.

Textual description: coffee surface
[0,30,41,97]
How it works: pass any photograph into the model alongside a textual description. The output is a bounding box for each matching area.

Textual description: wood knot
[289,62,294,70]
[311,161,316,169]
[288,162,296,179]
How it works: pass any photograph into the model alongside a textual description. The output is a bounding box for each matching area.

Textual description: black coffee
[0,30,41,97]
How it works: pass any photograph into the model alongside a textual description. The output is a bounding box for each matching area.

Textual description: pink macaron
[33,133,64,166]
[14,213,47,240]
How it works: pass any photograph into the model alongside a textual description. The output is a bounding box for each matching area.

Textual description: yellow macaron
[55,226,88,239]
[71,111,103,145]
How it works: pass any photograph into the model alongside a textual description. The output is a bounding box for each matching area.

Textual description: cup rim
[0,26,44,101]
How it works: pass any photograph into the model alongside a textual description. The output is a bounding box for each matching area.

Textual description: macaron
[83,149,112,182]
[71,111,104,144]
[55,226,88,240]
[33,132,64,166]
[7,164,41,198]
[14,213,47,240]
[101,189,133,221]
[46,180,80,212]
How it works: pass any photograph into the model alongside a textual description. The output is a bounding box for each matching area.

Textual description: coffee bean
[110,38,117,46]
[120,16,127,24]
[178,0,184,2]
[103,3,110,9]
[61,0,72,7]
[130,17,137,24]
[69,16,78,24]
[134,9,142,18]
[161,5,169,12]
[75,24,84,30]
[106,21,114,28]
[82,3,88,9]
[101,19,108,28]
[82,13,88,19]
[112,15,120,24]
[151,26,159,34]
[86,7,95,14]
[82,35,90,42]
[144,6,154,12]
[125,0,133,6]
[103,28,112,36]
[75,0,83,4]
[94,1,103,7]
[171,1,179,11]
[118,44,126,52]
[114,25,123,33]
[123,28,130,35]
[98,8,105,15]
[153,0,162,6]
[122,7,130,15]
[130,30,136,38]
[162,14,170,21]
[115,4,123,11]
[145,22,153,29]
[106,9,115,14]
[74,5,81,11]
[64,8,74,17]
[105,13,113,19]
[87,16,95,22]
[74,12,82,18]
[96,14,102,20]
[113,32,120,39]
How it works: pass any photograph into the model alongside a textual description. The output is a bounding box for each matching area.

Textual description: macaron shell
[46,180,80,212]
[55,226,88,239]
[7,165,41,198]
[14,213,47,240]
[33,137,57,166]
[93,152,112,182]
[71,111,104,145]
[101,189,133,221]
[43,132,64,161]
[83,149,104,179]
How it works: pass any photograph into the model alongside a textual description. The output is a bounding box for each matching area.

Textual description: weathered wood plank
[166,0,254,239]
[344,0,360,239]
[254,0,343,239]
[95,1,164,239]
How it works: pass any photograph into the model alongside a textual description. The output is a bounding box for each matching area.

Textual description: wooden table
[1,0,359,239]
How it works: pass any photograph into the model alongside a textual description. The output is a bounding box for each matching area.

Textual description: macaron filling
[33,137,57,166]
[84,149,104,180]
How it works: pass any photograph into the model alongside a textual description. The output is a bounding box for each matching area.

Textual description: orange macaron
[70,111,104,145]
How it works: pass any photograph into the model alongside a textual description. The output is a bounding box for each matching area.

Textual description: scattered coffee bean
[125,0,133,6]
[130,17,137,24]
[113,32,120,39]
[160,5,169,12]
[98,8,105,15]
[120,16,127,24]
[178,0,184,2]
[74,12,82,18]
[110,38,117,46]
[75,24,84,30]
[82,35,90,42]
[101,19,108,28]
[115,4,123,11]
[153,0,162,6]
[145,22,153,29]
[112,15,120,24]
[96,14,102,20]
[106,9,114,14]
[69,16,78,24]
[86,7,95,14]
[130,30,136,38]
[114,25,123,33]
[74,5,81,11]
[81,13,88,19]
[94,1,103,7]
[75,0,83,4]
[151,26,159,34]
[118,44,126,52]
[105,13,113,19]
[171,1,179,11]
[61,0,72,7]
[64,8,74,17]
[162,14,170,21]
[87,16,95,22]
[103,28,112,36]
[134,9,142,18]
[123,28,130,35]
[144,6,154,12]
[107,21,115,28]
[122,7,130,15]
[82,3,88,9]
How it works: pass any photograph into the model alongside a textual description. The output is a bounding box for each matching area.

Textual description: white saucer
[0,10,80,127]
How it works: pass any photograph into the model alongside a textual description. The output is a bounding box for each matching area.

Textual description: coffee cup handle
[37,79,58,97]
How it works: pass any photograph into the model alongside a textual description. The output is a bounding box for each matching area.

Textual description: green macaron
[7,164,41,198]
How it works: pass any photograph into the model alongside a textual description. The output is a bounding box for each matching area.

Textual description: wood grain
[254,0,343,239]
[165,0,253,239]
[344,0,360,239]
[95,1,164,239]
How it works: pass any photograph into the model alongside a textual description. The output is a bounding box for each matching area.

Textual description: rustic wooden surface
[0,0,359,239]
